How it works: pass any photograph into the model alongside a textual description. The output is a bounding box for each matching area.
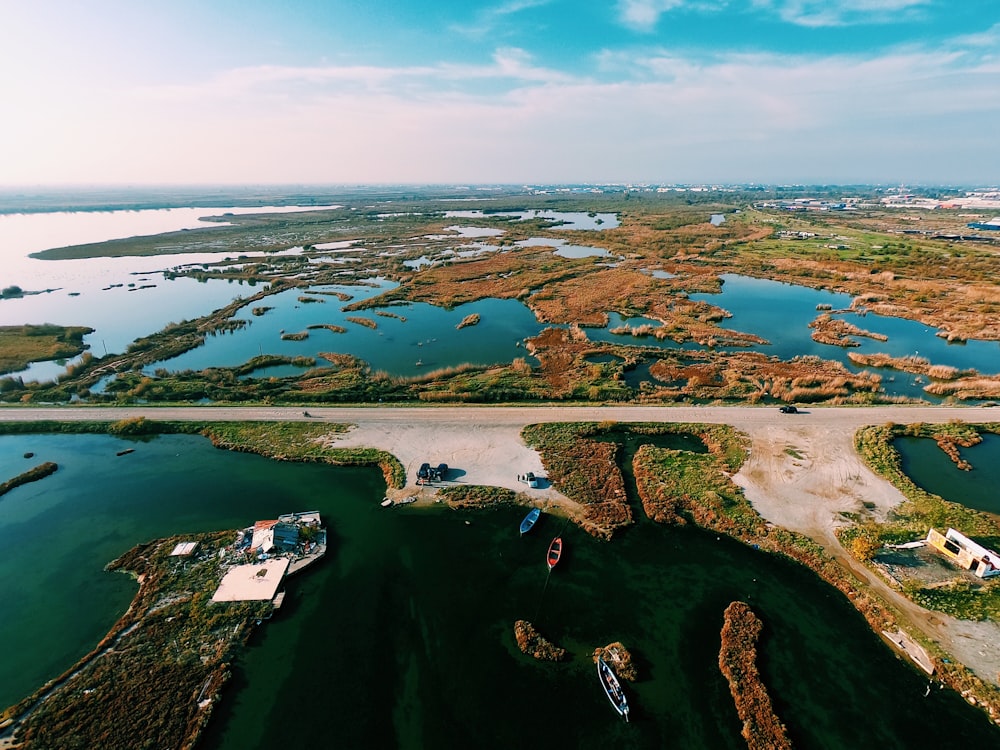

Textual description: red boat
[547,537,563,570]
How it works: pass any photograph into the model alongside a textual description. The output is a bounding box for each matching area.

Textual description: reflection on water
[515,237,611,258]
[444,210,619,230]
[896,433,1000,515]
[2,433,998,748]
[153,282,544,377]
[0,205,338,381]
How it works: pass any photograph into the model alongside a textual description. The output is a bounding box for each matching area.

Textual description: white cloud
[3,32,999,185]
[768,0,933,27]
[617,0,687,31]
[450,0,552,39]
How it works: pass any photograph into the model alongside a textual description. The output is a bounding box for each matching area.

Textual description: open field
[0,325,93,376]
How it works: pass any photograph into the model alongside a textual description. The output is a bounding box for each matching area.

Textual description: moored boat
[597,656,630,721]
[520,508,541,535]
[547,537,563,570]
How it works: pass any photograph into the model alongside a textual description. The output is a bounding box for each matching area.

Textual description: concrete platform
[212,558,290,602]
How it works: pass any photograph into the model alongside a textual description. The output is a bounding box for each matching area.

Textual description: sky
[1,0,998,186]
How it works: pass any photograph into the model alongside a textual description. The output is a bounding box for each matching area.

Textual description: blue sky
[1,1,998,185]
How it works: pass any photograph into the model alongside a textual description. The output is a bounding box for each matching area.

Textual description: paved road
[1,403,997,428]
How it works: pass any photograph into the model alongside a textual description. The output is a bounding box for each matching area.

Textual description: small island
[0,324,94,376]
[1,511,326,750]
[0,462,58,499]
[718,601,792,750]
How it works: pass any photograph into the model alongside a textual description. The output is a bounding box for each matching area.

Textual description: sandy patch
[325,418,566,506]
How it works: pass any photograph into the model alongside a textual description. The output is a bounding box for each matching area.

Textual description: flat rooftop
[211,558,290,602]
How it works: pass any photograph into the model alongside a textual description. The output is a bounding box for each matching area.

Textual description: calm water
[443,210,619,230]
[153,282,544,377]
[0,205,336,381]
[1,433,997,747]
[895,432,1000,515]
[7,205,1000,403]
[685,274,1000,399]
[515,237,612,258]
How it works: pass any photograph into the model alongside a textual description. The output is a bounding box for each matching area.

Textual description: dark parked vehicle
[417,462,449,482]
[779,405,798,414]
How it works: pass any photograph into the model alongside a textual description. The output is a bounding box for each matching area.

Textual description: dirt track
[3,403,999,684]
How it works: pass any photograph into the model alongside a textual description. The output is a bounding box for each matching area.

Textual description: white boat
[597,657,630,721]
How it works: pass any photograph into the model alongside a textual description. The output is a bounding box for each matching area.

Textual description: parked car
[417,462,431,479]
[435,463,449,480]
[518,472,540,488]
[779,405,798,414]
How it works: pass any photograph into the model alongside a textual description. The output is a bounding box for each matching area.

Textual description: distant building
[967,217,1000,230]
[926,528,999,578]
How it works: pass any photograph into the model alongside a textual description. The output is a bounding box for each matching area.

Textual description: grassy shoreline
[2,416,999,742]
[520,419,1000,729]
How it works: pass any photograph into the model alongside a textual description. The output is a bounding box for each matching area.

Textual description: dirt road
[3,403,999,684]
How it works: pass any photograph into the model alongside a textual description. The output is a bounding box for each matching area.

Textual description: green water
[896,433,1000,516]
[1,433,998,747]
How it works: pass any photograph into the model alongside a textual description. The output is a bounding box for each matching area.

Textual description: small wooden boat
[520,508,541,535]
[597,656,630,721]
[546,537,563,570]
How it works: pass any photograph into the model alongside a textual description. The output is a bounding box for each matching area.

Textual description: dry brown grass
[719,602,793,750]
[847,352,973,381]
[306,323,347,334]
[638,351,880,403]
[524,327,593,396]
[809,314,888,347]
[923,376,1000,400]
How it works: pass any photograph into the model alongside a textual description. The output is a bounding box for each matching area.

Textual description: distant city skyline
[2,1,998,186]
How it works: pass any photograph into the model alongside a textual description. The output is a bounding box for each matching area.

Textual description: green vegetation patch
[0,324,94,375]
[846,422,1000,622]
[9,530,270,748]
[521,421,749,539]
[438,485,519,507]
[851,422,1000,537]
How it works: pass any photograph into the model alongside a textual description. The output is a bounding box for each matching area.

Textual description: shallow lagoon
[896,432,1000,516]
[690,274,1000,370]
[0,205,338,381]
[1,432,997,748]
[154,282,545,377]
[444,210,619,231]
